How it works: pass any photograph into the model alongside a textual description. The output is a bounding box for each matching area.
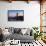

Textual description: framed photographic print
[8,10,24,21]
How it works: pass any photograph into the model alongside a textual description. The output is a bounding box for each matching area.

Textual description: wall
[0,1,40,29]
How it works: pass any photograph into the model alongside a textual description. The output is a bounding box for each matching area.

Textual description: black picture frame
[8,10,24,21]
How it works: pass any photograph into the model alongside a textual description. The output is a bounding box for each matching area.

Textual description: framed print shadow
[8,10,24,21]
